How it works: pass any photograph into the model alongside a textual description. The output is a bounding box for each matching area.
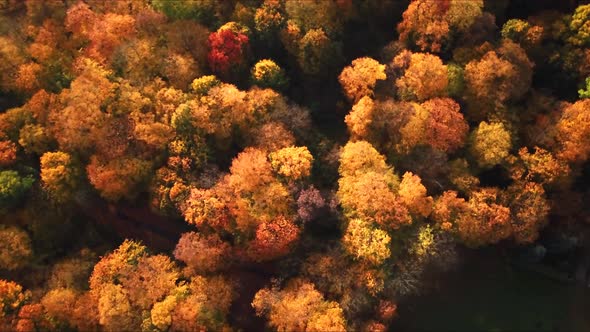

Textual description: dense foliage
[1,1,590,331]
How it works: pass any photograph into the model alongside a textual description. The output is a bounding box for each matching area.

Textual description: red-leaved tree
[207,29,249,76]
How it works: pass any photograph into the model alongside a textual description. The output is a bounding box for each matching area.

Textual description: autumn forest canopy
[2,0,590,331]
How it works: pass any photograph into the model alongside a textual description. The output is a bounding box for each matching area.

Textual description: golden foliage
[394,52,448,101]
[339,57,386,102]
[338,141,390,178]
[469,121,512,168]
[229,147,275,194]
[345,96,374,140]
[183,187,229,229]
[338,141,411,229]
[40,288,77,324]
[40,151,79,203]
[464,41,533,119]
[518,147,570,185]
[86,155,151,202]
[443,188,513,247]
[121,254,179,310]
[269,146,313,180]
[252,279,347,332]
[398,172,433,218]
[15,62,41,92]
[0,280,29,319]
[151,295,177,330]
[397,0,450,53]
[339,170,410,229]
[399,102,429,152]
[342,218,391,265]
[503,181,550,244]
[97,284,136,332]
[557,99,590,162]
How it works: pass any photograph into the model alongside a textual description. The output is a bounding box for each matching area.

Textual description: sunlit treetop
[247,214,300,262]
[501,19,544,48]
[579,76,590,99]
[338,140,391,179]
[458,188,512,247]
[434,189,512,247]
[567,4,590,47]
[446,0,484,32]
[337,141,412,230]
[255,0,286,40]
[252,278,347,332]
[89,240,148,295]
[0,1,589,330]
[86,155,152,202]
[208,24,250,77]
[40,151,80,204]
[180,144,303,262]
[190,75,221,96]
[345,96,375,141]
[0,280,29,320]
[269,146,313,181]
[397,0,450,53]
[393,50,448,102]
[556,99,590,162]
[229,147,275,194]
[342,218,391,265]
[219,21,251,36]
[463,40,533,120]
[398,172,433,218]
[251,59,289,91]
[65,2,137,64]
[515,147,570,186]
[397,0,483,53]
[502,180,550,244]
[420,98,469,153]
[469,121,512,168]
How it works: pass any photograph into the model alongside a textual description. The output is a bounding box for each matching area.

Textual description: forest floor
[391,248,590,332]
